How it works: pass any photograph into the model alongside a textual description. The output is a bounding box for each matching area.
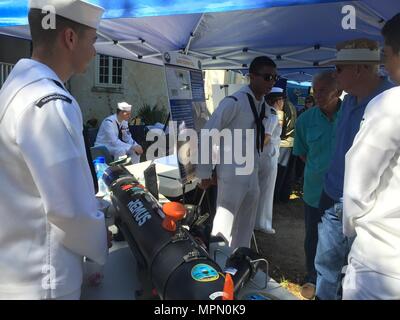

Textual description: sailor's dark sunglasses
[254,72,280,81]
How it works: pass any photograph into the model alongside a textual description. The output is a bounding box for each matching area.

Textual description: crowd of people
[197,14,400,301]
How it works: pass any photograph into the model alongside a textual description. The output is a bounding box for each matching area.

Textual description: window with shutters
[95,54,123,88]
[0,62,14,89]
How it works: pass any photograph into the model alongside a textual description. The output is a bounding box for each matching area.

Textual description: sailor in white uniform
[342,14,400,300]
[95,102,143,164]
[255,87,283,234]
[0,0,108,300]
[196,56,278,251]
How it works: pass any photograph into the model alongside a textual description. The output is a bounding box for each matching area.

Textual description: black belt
[319,189,335,212]
[318,189,344,221]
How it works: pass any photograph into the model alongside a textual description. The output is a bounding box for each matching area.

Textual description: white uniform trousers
[211,170,260,250]
[255,151,279,232]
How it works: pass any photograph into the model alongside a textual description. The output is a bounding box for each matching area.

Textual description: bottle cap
[97,156,106,163]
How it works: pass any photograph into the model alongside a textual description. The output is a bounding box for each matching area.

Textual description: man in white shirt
[0,0,110,299]
[342,13,400,300]
[95,102,143,164]
[196,56,277,251]
[314,38,394,300]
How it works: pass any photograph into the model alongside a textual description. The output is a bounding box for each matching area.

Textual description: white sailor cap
[270,87,284,94]
[266,86,286,100]
[117,102,132,112]
[29,0,105,29]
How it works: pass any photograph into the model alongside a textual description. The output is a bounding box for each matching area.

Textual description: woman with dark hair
[271,88,297,203]
[298,95,315,117]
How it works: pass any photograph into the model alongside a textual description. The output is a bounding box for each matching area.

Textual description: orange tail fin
[222,273,234,300]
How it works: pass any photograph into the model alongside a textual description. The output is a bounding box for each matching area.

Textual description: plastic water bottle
[94,157,108,197]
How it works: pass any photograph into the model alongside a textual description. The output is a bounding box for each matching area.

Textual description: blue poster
[164,53,207,184]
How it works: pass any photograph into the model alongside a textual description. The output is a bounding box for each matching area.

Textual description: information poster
[286,82,311,110]
[163,52,209,184]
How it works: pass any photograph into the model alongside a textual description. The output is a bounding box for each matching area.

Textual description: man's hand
[132,145,143,155]
[199,176,217,190]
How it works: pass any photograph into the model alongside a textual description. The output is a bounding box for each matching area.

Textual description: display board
[286,82,312,111]
[163,52,209,184]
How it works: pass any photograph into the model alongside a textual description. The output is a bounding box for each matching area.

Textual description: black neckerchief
[116,121,124,142]
[246,93,266,154]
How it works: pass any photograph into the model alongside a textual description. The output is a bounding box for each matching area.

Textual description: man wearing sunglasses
[196,56,277,251]
[315,38,394,300]
[342,13,400,300]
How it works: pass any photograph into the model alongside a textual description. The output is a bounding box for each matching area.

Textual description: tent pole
[142,53,163,59]
[283,47,315,57]
[195,52,244,68]
[184,13,205,55]
[247,49,276,58]
[140,39,161,55]
[187,50,210,58]
[97,31,159,60]
[96,40,143,46]
[218,50,245,59]
[354,2,387,26]
[320,47,337,53]
[116,44,140,59]
[188,50,241,66]
[280,56,314,66]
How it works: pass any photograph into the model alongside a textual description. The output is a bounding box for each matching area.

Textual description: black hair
[86,118,98,128]
[249,56,276,74]
[382,13,400,55]
[305,95,315,105]
[266,93,285,105]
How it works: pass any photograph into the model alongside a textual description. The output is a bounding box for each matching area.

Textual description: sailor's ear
[62,27,79,51]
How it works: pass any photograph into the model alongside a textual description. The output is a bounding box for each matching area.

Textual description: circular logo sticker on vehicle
[191,264,219,282]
